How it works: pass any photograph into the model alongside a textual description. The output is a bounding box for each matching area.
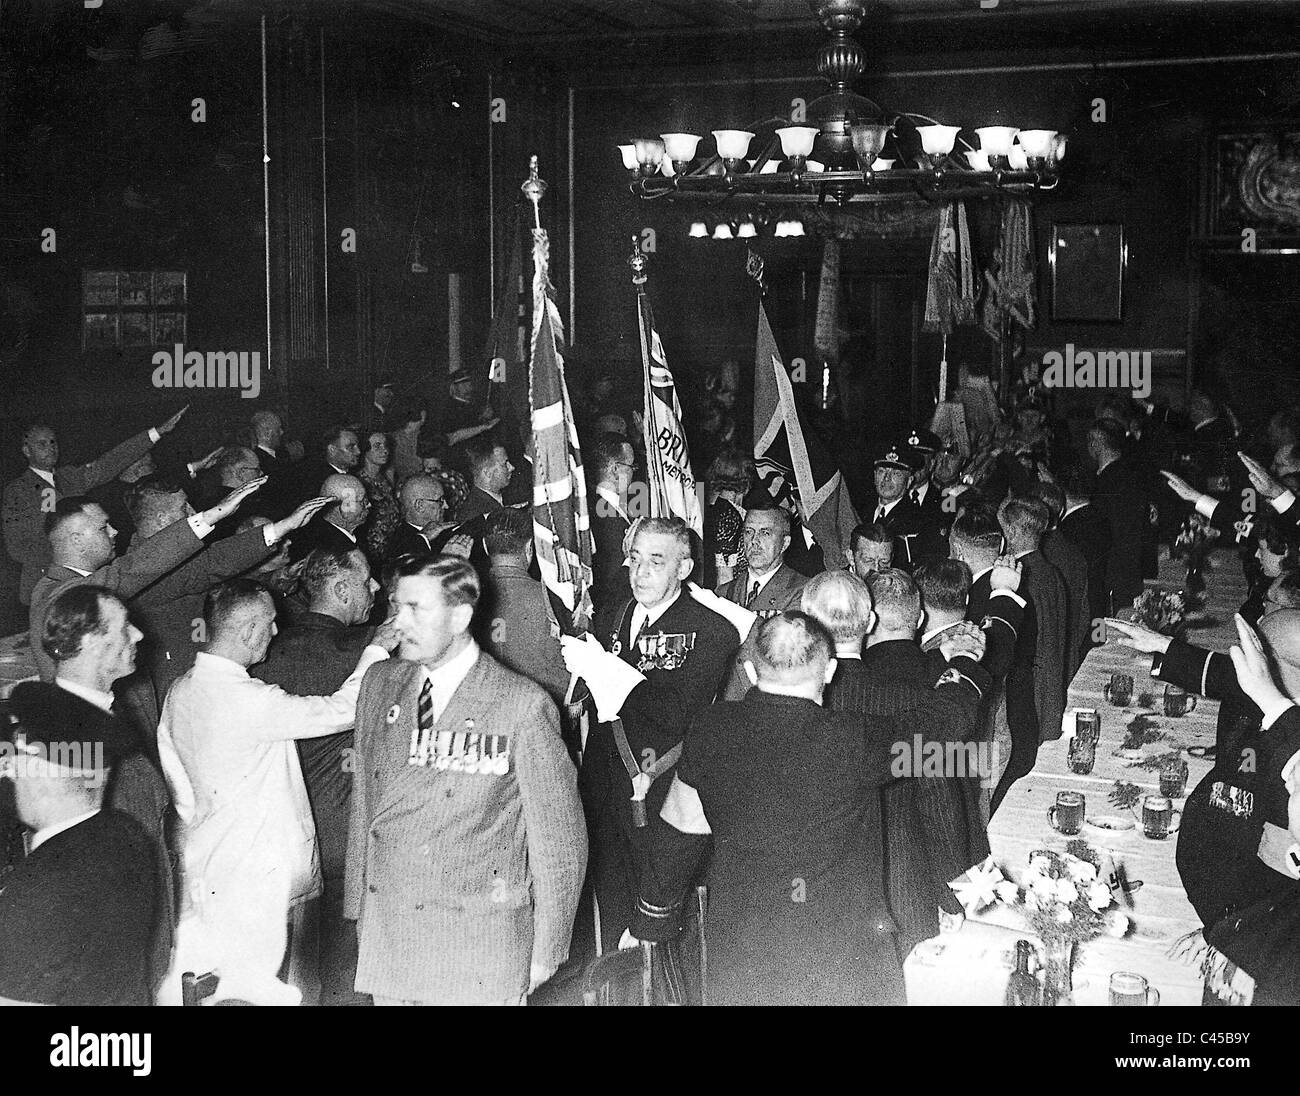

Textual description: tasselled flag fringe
[528,227,594,633]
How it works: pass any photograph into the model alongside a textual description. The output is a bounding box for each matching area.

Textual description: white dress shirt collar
[630,589,682,639]
[328,521,358,544]
[257,444,277,458]
[420,640,480,722]
[29,467,55,487]
[971,563,994,585]
[30,809,101,853]
[193,651,252,678]
[65,565,93,577]
[1062,501,1090,519]
[55,677,115,712]
[874,497,902,520]
[596,483,629,521]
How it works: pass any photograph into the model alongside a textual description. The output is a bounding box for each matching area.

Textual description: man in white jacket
[157,578,397,1004]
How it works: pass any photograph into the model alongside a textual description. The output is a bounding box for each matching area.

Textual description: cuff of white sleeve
[148,427,161,444]
[262,524,278,547]
[990,588,1026,608]
[187,513,215,539]
[1194,495,1218,520]
[591,657,645,722]
[1272,491,1297,513]
[1260,698,1295,731]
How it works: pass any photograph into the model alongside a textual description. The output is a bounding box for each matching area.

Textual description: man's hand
[989,553,1022,593]
[1239,451,1285,501]
[370,615,402,653]
[1228,612,1287,713]
[200,476,267,526]
[1161,470,1202,504]
[1104,617,1172,655]
[528,961,557,994]
[939,620,986,663]
[189,445,224,475]
[269,496,332,541]
[559,632,604,678]
[442,534,473,559]
[157,405,189,435]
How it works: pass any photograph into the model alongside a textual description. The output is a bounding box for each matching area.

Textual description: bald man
[1109,610,1300,930]
[290,474,371,563]
[3,409,186,604]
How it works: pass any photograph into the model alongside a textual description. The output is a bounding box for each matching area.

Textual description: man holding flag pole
[558,242,740,954]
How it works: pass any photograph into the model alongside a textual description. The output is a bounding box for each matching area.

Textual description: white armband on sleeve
[659,774,712,835]
[1194,495,1218,521]
[1272,490,1297,514]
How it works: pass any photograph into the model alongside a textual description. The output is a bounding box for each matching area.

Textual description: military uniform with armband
[571,590,739,951]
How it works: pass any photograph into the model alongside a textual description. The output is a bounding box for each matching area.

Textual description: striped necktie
[409,677,436,766]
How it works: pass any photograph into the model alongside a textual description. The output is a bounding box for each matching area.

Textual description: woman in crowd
[358,430,399,563]
[704,446,751,587]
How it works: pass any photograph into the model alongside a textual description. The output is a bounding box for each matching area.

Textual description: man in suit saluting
[346,554,586,1005]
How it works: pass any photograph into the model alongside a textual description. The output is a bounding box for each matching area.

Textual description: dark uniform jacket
[633,690,906,1006]
[580,589,738,946]
[830,644,992,953]
[1153,639,1300,929]
[909,481,952,566]
[1042,528,1092,682]
[0,809,158,1005]
[1019,549,1069,743]
[590,503,632,616]
[1094,456,1151,614]
[1059,501,1111,622]
[861,494,926,571]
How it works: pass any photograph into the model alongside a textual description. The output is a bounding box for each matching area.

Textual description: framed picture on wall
[1049,223,1127,322]
[1204,128,1300,242]
[81,269,187,349]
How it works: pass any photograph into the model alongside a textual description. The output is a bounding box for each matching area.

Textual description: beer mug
[1048,790,1085,836]
[1103,673,1134,707]
[1110,971,1161,1006]
[1159,757,1189,799]
[1068,710,1100,776]
[1163,685,1197,717]
[1142,795,1181,840]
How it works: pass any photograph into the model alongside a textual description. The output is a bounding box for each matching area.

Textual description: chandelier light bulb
[712,129,755,161]
[618,144,638,171]
[965,150,992,172]
[1017,129,1058,159]
[712,223,735,240]
[661,132,702,163]
[633,137,666,171]
[776,125,819,159]
[916,125,961,156]
[871,157,895,171]
[1008,142,1030,170]
[975,126,1019,157]
[737,219,758,238]
[850,122,891,166]
[1052,134,1068,163]
[688,221,708,238]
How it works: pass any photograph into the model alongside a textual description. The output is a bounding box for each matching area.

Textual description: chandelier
[619,0,1067,211]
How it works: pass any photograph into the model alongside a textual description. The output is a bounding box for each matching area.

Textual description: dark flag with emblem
[529,226,595,633]
[485,208,531,451]
[636,285,703,536]
[753,300,859,567]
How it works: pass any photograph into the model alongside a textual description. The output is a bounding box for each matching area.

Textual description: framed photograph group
[81,270,187,350]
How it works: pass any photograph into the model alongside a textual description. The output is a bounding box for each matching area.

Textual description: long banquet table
[906,547,1247,1005]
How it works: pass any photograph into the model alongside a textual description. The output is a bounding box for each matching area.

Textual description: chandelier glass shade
[620,0,1065,210]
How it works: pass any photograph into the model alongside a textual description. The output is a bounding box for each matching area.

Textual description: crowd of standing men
[4,373,1300,1006]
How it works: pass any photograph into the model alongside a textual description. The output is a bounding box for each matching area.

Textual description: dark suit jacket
[289,516,362,563]
[387,520,434,561]
[581,590,740,829]
[1018,549,1068,743]
[634,690,905,1006]
[910,482,951,566]
[252,612,372,884]
[860,494,925,570]
[252,444,297,519]
[132,523,274,704]
[28,515,205,682]
[2,428,155,604]
[478,559,570,708]
[717,562,809,701]
[968,569,1039,748]
[829,643,991,952]
[454,485,506,524]
[590,506,632,616]
[1094,457,1150,613]
[0,809,158,1005]
[1059,501,1111,623]
[1042,528,1092,681]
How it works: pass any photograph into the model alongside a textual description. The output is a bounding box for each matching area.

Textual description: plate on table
[1085,815,1136,839]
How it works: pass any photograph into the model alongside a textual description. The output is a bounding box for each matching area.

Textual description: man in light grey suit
[345,554,586,1005]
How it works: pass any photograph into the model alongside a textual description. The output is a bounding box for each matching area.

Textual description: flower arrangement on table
[1172,514,1219,600]
[1128,587,1188,637]
[949,844,1131,1004]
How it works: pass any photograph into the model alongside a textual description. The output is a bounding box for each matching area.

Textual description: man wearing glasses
[389,475,473,561]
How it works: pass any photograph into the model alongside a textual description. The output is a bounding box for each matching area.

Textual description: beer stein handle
[1047,805,1060,832]
[1103,683,1113,703]
[1146,986,1161,1006]
[1168,809,1181,834]
[1185,694,1197,713]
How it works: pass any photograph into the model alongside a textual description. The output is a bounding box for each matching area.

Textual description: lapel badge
[611,640,622,657]
[465,718,475,733]
[386,704,401,724]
